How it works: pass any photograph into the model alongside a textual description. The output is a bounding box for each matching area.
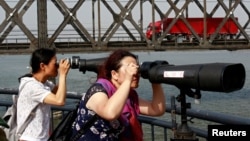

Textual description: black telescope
[140,61,245,93]
[67,56,105,73]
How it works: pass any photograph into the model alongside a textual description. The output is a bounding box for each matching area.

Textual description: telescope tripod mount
[170,88,200,141]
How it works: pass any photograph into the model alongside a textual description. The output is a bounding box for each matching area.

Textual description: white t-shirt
[17,77,55,141]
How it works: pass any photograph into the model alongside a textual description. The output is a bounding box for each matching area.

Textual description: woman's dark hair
[30,48,56,73]
[18,48,56,82]
[98,49,137,80]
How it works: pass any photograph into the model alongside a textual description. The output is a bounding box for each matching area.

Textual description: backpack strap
[16,80,39,137]
[96,78,116,97]
[70,114,98,141]
[70,90,99,141]
[16,101,39,137]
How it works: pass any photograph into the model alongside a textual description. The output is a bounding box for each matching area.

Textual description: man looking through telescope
[70,49,166,141]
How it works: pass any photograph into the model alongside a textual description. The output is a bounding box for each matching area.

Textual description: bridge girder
[0,0,250,53]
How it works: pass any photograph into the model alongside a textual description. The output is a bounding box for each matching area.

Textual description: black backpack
[48,95,98,141]
[48,103,79,141]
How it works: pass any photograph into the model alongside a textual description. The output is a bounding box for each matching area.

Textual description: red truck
[146,17,238,40]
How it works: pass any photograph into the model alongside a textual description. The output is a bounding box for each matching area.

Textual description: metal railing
[1,88,250,141]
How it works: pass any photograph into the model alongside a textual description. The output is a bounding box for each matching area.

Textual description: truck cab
[146,20,162,40]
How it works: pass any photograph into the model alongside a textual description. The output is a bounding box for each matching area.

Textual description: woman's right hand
[58,59,70,76]
[124,63,139,81]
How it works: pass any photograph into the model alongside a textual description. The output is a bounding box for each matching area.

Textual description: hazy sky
[1,0,249,33]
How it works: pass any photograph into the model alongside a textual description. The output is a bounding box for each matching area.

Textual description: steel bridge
[1,0,250,53]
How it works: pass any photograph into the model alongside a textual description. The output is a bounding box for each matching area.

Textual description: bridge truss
[0,0,250,53]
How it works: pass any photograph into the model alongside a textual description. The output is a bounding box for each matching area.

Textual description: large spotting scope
[140,61,245,93]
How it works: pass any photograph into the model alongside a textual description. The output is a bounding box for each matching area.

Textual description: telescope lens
[198,63,245,92]
[222,63,245,92]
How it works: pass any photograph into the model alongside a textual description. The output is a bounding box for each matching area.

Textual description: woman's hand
[58,58,70,76]
[123,63,139,81]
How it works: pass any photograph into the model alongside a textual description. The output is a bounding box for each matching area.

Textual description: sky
[1,0,250,37]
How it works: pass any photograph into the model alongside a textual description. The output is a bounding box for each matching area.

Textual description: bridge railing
[0,88,250,141]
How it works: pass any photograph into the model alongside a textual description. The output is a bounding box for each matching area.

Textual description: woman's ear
[40,62,46,71]
[111,70,119,81]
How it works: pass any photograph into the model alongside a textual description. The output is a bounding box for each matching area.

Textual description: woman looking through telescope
[71,49,166,141]
[16,48,71,141]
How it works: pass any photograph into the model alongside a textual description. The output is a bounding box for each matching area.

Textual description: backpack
[48,102,79,141]
[48,93,98,141]
[1,95,19,141]
[1,95,38,141]
[1,80,38,141]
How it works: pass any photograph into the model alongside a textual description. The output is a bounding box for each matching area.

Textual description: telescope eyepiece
[140,60,169,79]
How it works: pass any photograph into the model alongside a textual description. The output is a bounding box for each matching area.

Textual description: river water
[0,50,249,115]
[0,49,249,140]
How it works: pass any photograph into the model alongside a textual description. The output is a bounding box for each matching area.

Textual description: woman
[71,49,166,141]
[16,48,70,141]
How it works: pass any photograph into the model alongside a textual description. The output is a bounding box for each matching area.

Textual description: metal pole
[171,89,198,141]
[152,0,155,46]
[37,0,48,48]
[140,0,143,41]
[92,1,96,40]
[203,0,207,45]
[98,0,101,47]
